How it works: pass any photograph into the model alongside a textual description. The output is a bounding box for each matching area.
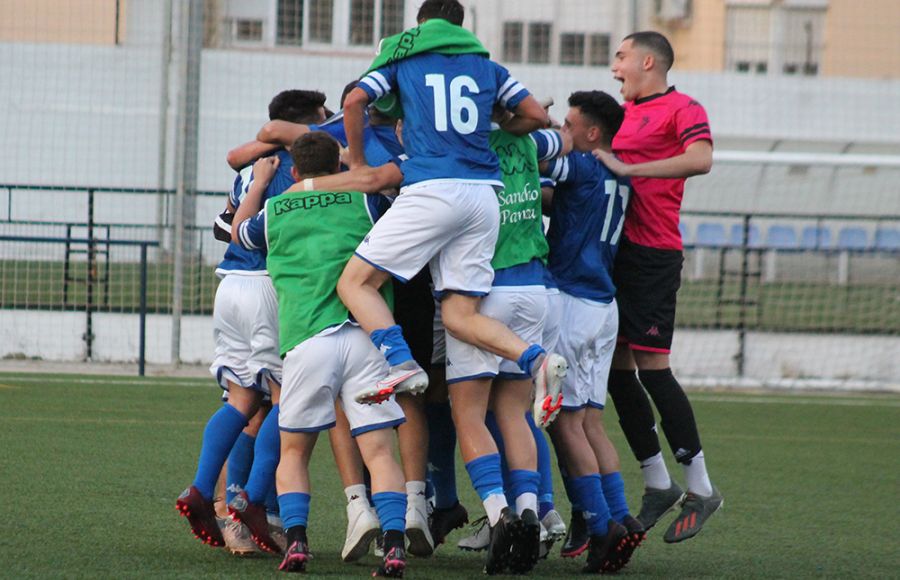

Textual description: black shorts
[613,238,684,353]
[392,268,435,371]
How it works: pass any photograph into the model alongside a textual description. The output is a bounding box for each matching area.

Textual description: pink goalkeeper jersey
[612,87,712,250]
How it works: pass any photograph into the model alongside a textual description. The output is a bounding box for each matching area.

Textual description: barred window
[350,0,375,45]
[589,33,610,66]
[560,33,585,66]
[502,22,524,63]
[381,0,405,39]
[309,0,333,43]
[235,20,263,42]
[528,22,551,64]
[276,0,304,46]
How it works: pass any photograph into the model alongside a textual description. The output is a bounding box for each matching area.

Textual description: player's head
[289,131,341,180]
[416,0,464,26]
[565,91,624,151]
[613,31,674,101]
[269,90,328,125]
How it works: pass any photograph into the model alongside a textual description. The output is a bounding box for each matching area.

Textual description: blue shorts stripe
[354,251,410,283]
[447,372,497,385]
[350,417,406,437]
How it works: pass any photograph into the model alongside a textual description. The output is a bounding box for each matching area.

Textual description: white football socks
[640,452,673,490]
[484,493,509,527]
[682,451,713,497]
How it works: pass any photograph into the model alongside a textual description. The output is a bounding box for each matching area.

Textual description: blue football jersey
[544,152,631,303]
[310,111,405,168]
[359,53,530,187]
[216,149,295,275]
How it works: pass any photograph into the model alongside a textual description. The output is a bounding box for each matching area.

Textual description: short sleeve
[231,165,253,208]
[530,129,564,161]
[674,99,712,148]
[237,209,267,251]
[359,65,398,103]
[494,63,530,111]
[544,152,577,184]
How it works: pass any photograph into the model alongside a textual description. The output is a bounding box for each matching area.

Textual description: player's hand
[253,155,280,181]
[593,149,629,176]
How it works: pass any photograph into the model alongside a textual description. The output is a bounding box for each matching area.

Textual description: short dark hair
[268,89,328,124]
[416,0,464,26]
[290,131,340,177]
[568,91,625,146]
[624,31,675,71]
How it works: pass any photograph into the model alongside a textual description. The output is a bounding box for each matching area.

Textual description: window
[277,0,304,46]
[309,0,333,43]
[502,22,523,63]
[560,33,585,65]
[527,22,551,64]
[589,33,610,66]
[726,4,824,76]
[350,0,375,45]
[381,0,405,38]
[235,19,263,42]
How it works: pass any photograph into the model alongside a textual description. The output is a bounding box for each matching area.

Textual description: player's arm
[257,120,311,148]
[594,140,712,178]
[231,156,279,243]
[302,163,403,195]
[500,95,549,136]
[343,87,371,169]
[226,140,280,171]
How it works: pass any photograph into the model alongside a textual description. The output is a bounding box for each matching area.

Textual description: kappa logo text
[273,192,353,215]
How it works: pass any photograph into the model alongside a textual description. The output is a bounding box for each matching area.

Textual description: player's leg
[607,242,685,530]
[633,350,723,543]
[390,270,437,556]
[339,326,409,578]
[275,430,317,572]
[329,402,381,562]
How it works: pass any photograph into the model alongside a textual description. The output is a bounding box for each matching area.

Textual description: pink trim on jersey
[628,344,671,354]
[612,88,712,250]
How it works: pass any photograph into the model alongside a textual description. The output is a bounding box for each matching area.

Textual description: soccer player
[176,90,326,550]
[594,31,723,543]
[338,0,567,418]
[232,132,409,577]
[247,89,437,558]
[541,91,646,573]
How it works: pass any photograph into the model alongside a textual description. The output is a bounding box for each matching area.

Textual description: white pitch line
[0,376,209,388]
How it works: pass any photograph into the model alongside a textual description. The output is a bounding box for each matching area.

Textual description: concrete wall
[3,309,897,390]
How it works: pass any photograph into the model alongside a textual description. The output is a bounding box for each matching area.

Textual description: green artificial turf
[1,373,898,578]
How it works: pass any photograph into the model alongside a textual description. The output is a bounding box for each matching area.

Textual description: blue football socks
[244,404,280,504]
[226,431,255,503]
[370,325,414,366]
[601,472,631,522]
[278,492,310,530]
[570,474,611,536]
[373,491,407,533]
[193,403,248,500]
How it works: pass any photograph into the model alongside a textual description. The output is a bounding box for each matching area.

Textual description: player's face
[612,39,644,102]
[563,107,595,151]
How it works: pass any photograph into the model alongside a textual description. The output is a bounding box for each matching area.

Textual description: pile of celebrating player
[175,1,723,576]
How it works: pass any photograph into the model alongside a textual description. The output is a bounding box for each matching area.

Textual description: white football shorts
[556,293,618,411]
[210,274,282,394]
[542,287,562,354]
[278,324,405,436]
[355,180,500,296]
[445,287,547,384]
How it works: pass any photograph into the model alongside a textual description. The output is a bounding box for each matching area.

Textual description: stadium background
[0,0,898,390]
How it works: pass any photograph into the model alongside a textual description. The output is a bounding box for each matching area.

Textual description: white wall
[3,309,897,390]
